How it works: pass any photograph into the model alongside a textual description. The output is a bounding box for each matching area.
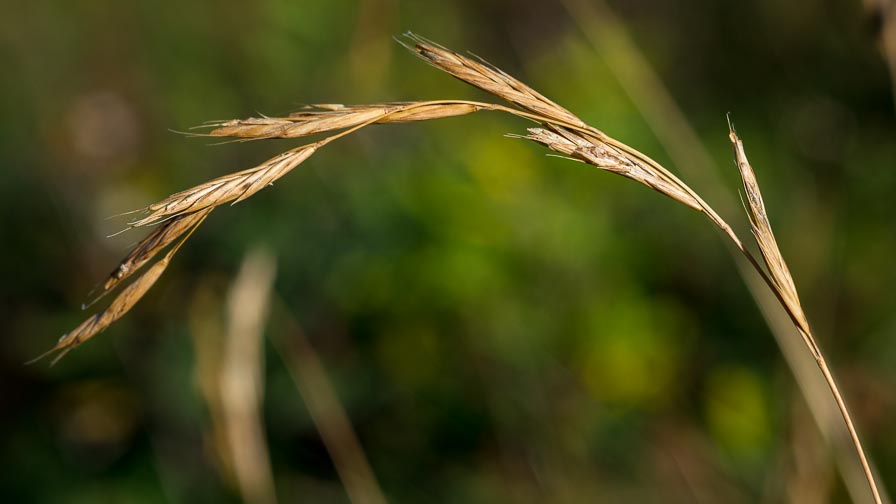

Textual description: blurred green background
[2,0,895,502]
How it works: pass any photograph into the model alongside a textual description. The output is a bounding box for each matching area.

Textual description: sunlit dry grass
[44,33,882,503]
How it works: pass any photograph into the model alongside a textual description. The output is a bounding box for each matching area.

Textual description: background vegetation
[1,0,894,501]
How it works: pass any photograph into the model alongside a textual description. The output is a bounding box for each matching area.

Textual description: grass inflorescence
[44,32,882,503]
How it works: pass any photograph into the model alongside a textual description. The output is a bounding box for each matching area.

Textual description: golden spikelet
[37,209,210,364]
[400,33,588,130]
[728,122,813,347]
[130,145,317,227]
[518,127,702,210]
[100,208,214,295]
[206,102,488,140]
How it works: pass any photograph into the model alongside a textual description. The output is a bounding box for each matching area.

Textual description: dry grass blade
[728,121,882,504]
[206,101,488,140]
[221,248,278,504]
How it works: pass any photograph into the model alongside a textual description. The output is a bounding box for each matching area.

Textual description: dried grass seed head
[206,102,488,140]
[101,208,214,294]
[728,121,817,355]
[401,33,587,129]
[521,127,702,210]
[131,145,317,227]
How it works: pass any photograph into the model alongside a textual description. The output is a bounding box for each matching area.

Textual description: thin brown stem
[819,359,883,504]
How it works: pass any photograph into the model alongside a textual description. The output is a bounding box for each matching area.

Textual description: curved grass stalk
[46,34,882,503]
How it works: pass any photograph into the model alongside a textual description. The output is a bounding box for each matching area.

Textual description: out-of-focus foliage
[1,0,894,502]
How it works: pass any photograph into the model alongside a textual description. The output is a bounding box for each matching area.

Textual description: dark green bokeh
[2,0,894,502]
